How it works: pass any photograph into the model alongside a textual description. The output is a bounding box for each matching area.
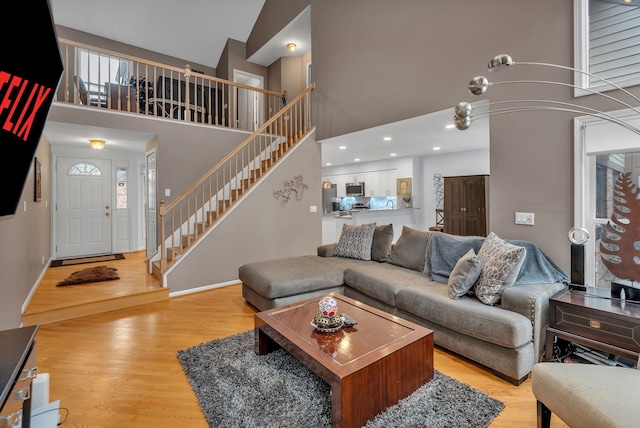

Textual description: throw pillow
[448,248,483,299]
[334,223,376,261]
[475,232,526,305]
[371,224,394,262]
[388,226,432,272]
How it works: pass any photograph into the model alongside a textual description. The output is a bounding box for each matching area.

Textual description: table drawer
[554,304,640,353]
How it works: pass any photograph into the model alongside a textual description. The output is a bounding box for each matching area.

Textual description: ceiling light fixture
[433,147,441,151]
[390,153,397,156]
[445,124,455,129]
[339,146,347,150]
[383,137,392,141]
[287,43,297,52]
[89,139,106,151]
[354,158,360,162]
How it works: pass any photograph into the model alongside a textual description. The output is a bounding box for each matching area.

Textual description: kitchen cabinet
[364,172,379,196]
[321,169,398,197]
[443,175,489,237]
[334,175,348,197]
[379,170,397,196]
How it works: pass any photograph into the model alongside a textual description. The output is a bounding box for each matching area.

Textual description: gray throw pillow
[475,232,526,305]
[334,223,376,261]
[371,224,394,262]
[388,226,431,272]
[448,248,483,299]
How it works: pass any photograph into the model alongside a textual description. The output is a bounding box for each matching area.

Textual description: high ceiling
[46,1,488,164]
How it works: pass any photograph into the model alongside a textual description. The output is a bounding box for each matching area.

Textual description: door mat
[50,253,125,267]
[56,266,120,287]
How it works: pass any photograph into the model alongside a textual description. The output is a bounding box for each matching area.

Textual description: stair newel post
[159,199,167,271]
[184,64,191,123]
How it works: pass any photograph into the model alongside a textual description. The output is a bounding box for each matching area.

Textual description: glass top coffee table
[254,293,434,428]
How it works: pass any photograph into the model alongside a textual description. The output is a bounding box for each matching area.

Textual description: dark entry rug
[177,330,504,428]
[50,253,125,267]
[56,266,120,287]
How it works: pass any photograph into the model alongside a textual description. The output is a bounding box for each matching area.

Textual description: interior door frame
[233,69,264,131]
[52,153,137,260]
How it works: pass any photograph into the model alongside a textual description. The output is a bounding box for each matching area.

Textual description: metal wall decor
[433,173,443,209]
[273,175,308,204]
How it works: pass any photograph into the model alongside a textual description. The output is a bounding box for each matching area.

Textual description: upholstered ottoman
[239,255,372,311]
[532,360,640,427]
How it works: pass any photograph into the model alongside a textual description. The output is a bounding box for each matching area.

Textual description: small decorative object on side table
[546,287,640,364]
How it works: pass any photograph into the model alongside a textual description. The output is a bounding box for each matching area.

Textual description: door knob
[105,205,110,209]
[105,212,110,216]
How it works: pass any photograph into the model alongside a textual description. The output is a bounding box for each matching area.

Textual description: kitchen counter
[322,208,421,244]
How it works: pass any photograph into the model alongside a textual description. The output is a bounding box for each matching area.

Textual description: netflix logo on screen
[0,71,53,142]
[0,0,63,216]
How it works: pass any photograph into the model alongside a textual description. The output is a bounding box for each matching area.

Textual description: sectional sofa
[239,224,569,385]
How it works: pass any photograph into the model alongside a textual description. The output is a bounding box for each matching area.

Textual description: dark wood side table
[545,287,640,362]
[0,325,39,428]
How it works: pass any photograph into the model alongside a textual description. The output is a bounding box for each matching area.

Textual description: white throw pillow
[334,223,376,261]
[448,248,483,299]
[475,232,526,305]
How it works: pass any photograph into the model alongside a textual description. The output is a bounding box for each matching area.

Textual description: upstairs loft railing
[157,84,315,274]
[55,38,284,132]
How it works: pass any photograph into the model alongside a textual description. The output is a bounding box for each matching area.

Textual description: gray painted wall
[0,137,52,328]
[167,132,321,292]
[306,0,640,269]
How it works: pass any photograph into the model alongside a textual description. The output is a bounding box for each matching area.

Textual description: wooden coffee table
[254,293,434,428]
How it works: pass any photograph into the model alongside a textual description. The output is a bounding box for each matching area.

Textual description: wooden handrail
[56,37,283,131]
[157,83,315,274]
[161,83,315,214]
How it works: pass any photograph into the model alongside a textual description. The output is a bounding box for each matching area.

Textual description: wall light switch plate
[165,189,171,197]
[515,212,535,225]
[310,205,317,213]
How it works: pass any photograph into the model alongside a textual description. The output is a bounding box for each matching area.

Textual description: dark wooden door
[444,177,465,235]
[443,175,488,236]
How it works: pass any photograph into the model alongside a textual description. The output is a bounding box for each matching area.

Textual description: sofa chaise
[239,224,569,385]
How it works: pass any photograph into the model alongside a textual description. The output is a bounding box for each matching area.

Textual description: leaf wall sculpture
[599,172,640,282]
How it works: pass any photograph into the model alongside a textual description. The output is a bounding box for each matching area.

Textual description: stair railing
[56,37,284,132]
[157,84,315,273]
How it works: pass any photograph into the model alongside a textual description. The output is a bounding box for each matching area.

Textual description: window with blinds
[588,0,640,90]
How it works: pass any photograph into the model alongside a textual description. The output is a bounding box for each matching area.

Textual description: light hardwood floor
[31,252,568,427]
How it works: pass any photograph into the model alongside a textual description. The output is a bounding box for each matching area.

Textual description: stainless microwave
[345,182,365,196]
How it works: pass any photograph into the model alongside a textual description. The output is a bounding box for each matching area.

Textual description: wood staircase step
[21,287,168,326]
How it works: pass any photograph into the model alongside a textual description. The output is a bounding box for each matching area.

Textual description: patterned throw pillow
[334,223,376,261]
[475,232,526,305]
[448,248,483,299]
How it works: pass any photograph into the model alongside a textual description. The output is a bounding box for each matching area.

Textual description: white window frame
[574,107,640,286]
[574,0,640,97]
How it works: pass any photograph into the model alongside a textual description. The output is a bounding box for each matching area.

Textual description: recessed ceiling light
[390,153,397,157]
[354,158,360,162]
[433,147,441,151]
[325,162,332,166]
[383,137,392,141]
[445,124,455,129]
[339,146,347,150]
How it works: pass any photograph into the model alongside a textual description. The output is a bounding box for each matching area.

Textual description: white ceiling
[46,1,488,164]
[320,102,490,167]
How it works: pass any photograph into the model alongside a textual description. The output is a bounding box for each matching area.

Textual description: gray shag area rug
[177,330,504,428]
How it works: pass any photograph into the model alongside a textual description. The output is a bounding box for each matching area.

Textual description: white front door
[56,157,112,258]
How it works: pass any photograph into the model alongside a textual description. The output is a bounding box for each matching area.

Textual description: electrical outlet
[515,212,535,225]
[309,205,317,213]
[165,189,171,197]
